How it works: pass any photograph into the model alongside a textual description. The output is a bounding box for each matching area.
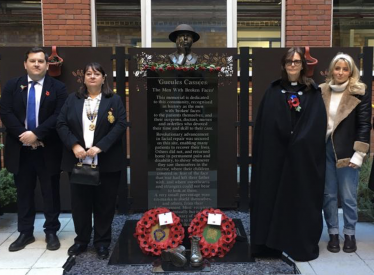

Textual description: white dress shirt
[82,93,101,165]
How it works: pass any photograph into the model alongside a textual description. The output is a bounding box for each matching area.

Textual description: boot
[343,234,357,253]
[161,245,187,267]
[327,234,340,253]
[190,236,203,267]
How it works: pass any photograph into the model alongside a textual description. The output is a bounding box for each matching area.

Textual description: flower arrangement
[134,208,185,256]
[142,63,221,73]
[188,208,237,258]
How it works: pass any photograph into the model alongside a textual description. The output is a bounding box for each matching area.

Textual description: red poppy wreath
[188,208,237,258]
[134,208,185,256]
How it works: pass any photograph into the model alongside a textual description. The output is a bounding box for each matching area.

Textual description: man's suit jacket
[56,93,127,173]
[0,74,68,174]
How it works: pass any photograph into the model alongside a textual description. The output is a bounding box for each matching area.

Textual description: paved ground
[297,212,374,275]
[1,212,374,275]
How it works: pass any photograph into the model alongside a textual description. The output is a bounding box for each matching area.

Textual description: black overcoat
[0,75,67,174]
[250,79,327,261]
[56,93,127,173]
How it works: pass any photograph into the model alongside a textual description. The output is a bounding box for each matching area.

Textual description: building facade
[1,0,373,50]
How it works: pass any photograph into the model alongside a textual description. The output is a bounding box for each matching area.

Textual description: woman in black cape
[250,47,327,261]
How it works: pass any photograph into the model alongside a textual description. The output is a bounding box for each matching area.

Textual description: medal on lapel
[108,109,115,124]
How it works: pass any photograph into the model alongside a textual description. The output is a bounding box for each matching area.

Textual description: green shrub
[0,168,17,207]
[357,157,374,218]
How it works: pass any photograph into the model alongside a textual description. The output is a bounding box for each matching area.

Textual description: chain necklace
[85,97,101,131]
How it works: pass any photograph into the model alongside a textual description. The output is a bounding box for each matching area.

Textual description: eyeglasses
[285,60,302,66]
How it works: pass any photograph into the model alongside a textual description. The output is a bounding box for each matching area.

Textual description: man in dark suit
[0,47,67,251]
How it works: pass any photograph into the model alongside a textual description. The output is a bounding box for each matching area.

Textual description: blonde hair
[325,52,366,92]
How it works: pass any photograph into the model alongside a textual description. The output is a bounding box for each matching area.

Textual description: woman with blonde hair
[321,53,371,253]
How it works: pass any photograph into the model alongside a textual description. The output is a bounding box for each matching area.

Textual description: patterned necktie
[27,81,36,130]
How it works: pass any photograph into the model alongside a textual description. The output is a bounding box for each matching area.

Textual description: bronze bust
[169,24,200,66]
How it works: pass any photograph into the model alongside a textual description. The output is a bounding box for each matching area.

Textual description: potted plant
[0,135,17,215]
[0,168,17,215]
[48,46,63,77]
[357,157,374,222]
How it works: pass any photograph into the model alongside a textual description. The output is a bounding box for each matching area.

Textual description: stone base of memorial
[108,218,253,267]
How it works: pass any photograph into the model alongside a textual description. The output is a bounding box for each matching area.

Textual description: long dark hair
[280,47,314,88]
[76,62,114,99]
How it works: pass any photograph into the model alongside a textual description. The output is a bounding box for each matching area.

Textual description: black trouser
[14,147,61,234]
[70,171,121,248]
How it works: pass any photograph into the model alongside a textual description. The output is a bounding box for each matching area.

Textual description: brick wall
[42,0,91,46]
[286,0,332,47]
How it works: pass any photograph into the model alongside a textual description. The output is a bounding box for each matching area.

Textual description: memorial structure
[129,26,237,226]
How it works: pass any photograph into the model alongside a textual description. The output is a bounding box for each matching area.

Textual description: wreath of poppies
[134,208,185,256]
[188,208,237,258]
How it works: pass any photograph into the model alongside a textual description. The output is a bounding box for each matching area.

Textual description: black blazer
[0,74,67,174]
[56,93,127,173]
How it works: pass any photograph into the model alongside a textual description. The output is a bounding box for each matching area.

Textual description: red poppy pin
[288,95,301,112]
[46,91,50,96]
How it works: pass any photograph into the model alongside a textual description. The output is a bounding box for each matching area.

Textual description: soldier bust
[169,24,200,66]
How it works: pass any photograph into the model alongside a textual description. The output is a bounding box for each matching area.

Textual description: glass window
[96,0,141,48]
[237,0,281,49]
[0,1,42,46]
[333,0,374,47]
[151,0,227,48]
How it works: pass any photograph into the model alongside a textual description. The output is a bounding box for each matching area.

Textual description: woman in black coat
[250,47,327,261]
[57,62,127,259]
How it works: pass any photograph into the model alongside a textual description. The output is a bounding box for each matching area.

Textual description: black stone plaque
[147,70,218,225]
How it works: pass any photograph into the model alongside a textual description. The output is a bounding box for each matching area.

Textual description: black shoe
[327,234,340,253]
[343,234,357,253]
[96,246,109,260]
[46,233,60,250]
[68,243,87,256]
[9,233,35,252]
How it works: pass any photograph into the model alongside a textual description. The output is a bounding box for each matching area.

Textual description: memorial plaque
[129,48,237,212]
[147,70,218,225]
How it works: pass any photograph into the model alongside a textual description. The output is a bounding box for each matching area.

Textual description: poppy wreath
[188,208,237,258]
[133,208,185,256]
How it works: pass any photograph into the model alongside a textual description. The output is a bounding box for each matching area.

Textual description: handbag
[70,158,100,186]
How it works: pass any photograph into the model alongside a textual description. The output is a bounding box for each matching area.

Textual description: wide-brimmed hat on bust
[169,24,200,43]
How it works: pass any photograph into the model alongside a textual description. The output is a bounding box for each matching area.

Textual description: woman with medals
[57,62,127,259]
[250,47,327,261]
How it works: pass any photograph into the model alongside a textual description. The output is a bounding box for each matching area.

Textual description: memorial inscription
[148,71,218,225]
